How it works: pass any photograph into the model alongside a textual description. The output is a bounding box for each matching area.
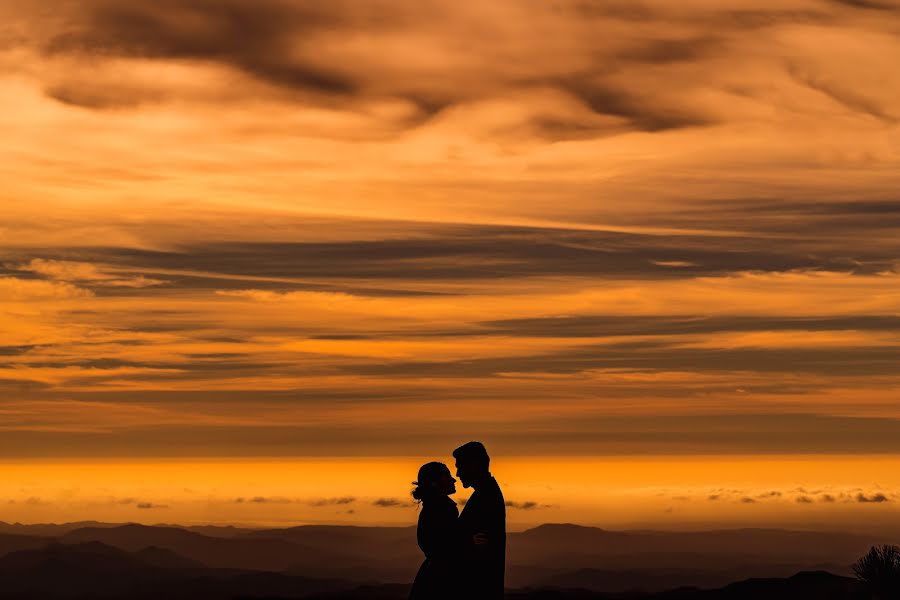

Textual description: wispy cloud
[310,496,357,507]
[856,493,889,503]
[506,500,546,510]
[1,0,899,470]
[11,259,166,288]
[373,497,411,508]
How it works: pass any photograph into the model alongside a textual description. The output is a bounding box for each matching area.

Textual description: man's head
[453,441,490,488]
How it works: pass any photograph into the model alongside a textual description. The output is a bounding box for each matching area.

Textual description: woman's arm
[421,502,459,559]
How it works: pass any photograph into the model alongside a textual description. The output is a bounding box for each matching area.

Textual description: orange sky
[1,0,900,527]
[3,456,900,531]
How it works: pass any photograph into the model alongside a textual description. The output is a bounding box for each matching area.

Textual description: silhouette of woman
[409,461,459,600]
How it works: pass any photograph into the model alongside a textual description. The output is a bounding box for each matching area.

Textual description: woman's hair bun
[410,462,449,502]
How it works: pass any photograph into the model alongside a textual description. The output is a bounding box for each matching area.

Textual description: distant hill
[60,523,356,571]
[160,523,259,538]
[682,570,863,600]
[0,541,359,599]
[186,524,259,538]
[512,523,876,565]
[231,522,877,588]
[133,545,207,569]
[238,524,416,559]
[0,521,889,595]
[505,523,875,589]
[0,533,52,559]
[241,524,420,581]
[0,520,119,537]
[0,540,147,571]
[0,521,257,539]
[297,571,866,600]
[0,541,184,598]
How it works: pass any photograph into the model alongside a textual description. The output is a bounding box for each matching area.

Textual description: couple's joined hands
[473,532,489,545]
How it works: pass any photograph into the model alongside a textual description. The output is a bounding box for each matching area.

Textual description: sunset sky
[2,0,900,529]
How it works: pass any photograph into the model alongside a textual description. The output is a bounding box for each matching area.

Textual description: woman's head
[411,461,456,502]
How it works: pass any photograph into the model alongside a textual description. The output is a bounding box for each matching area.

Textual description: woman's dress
[409,495,459,600]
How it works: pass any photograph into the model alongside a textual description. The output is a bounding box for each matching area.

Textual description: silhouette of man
[454,441,505,599]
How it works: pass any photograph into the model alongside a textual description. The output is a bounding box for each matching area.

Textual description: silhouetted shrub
[853,544,900,598]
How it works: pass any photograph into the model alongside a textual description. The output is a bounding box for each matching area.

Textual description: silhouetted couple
[409,441,506,600]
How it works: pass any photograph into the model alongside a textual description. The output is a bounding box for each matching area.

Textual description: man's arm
[473,489,505,548]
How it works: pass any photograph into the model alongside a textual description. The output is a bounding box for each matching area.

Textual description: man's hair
[453,441,490,470]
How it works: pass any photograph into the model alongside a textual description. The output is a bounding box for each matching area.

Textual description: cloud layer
[1,0,899,482]
[1,222,898,456]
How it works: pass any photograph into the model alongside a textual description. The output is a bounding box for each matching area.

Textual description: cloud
[757,491,782,498]
[116,497,171,509]
[26,0,897,149]
[795,495,814,504]
[857,493,889,503]
[12,259,166,288]
[485,315,900,339]
[373,497,410,508]
[6,411,900,457]
[2,0,900,255]
[0,276,93,300]
[72,223,900,283]
[1,0,900,464]
[0,378,53,392]
[829,0,899,10]
[0,345,42,356]
[309,496,356,507]
[505,500,543,510]
[341,340,900,378]
[13,259,104,281]
[234,496,295,504]
[43,0,358,97]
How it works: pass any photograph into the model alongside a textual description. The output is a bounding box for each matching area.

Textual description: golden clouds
[15,259,166,288]
[1,0,899,232]
[0,276,92,301]
[2,236,899,458]
[1,0,900,526]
